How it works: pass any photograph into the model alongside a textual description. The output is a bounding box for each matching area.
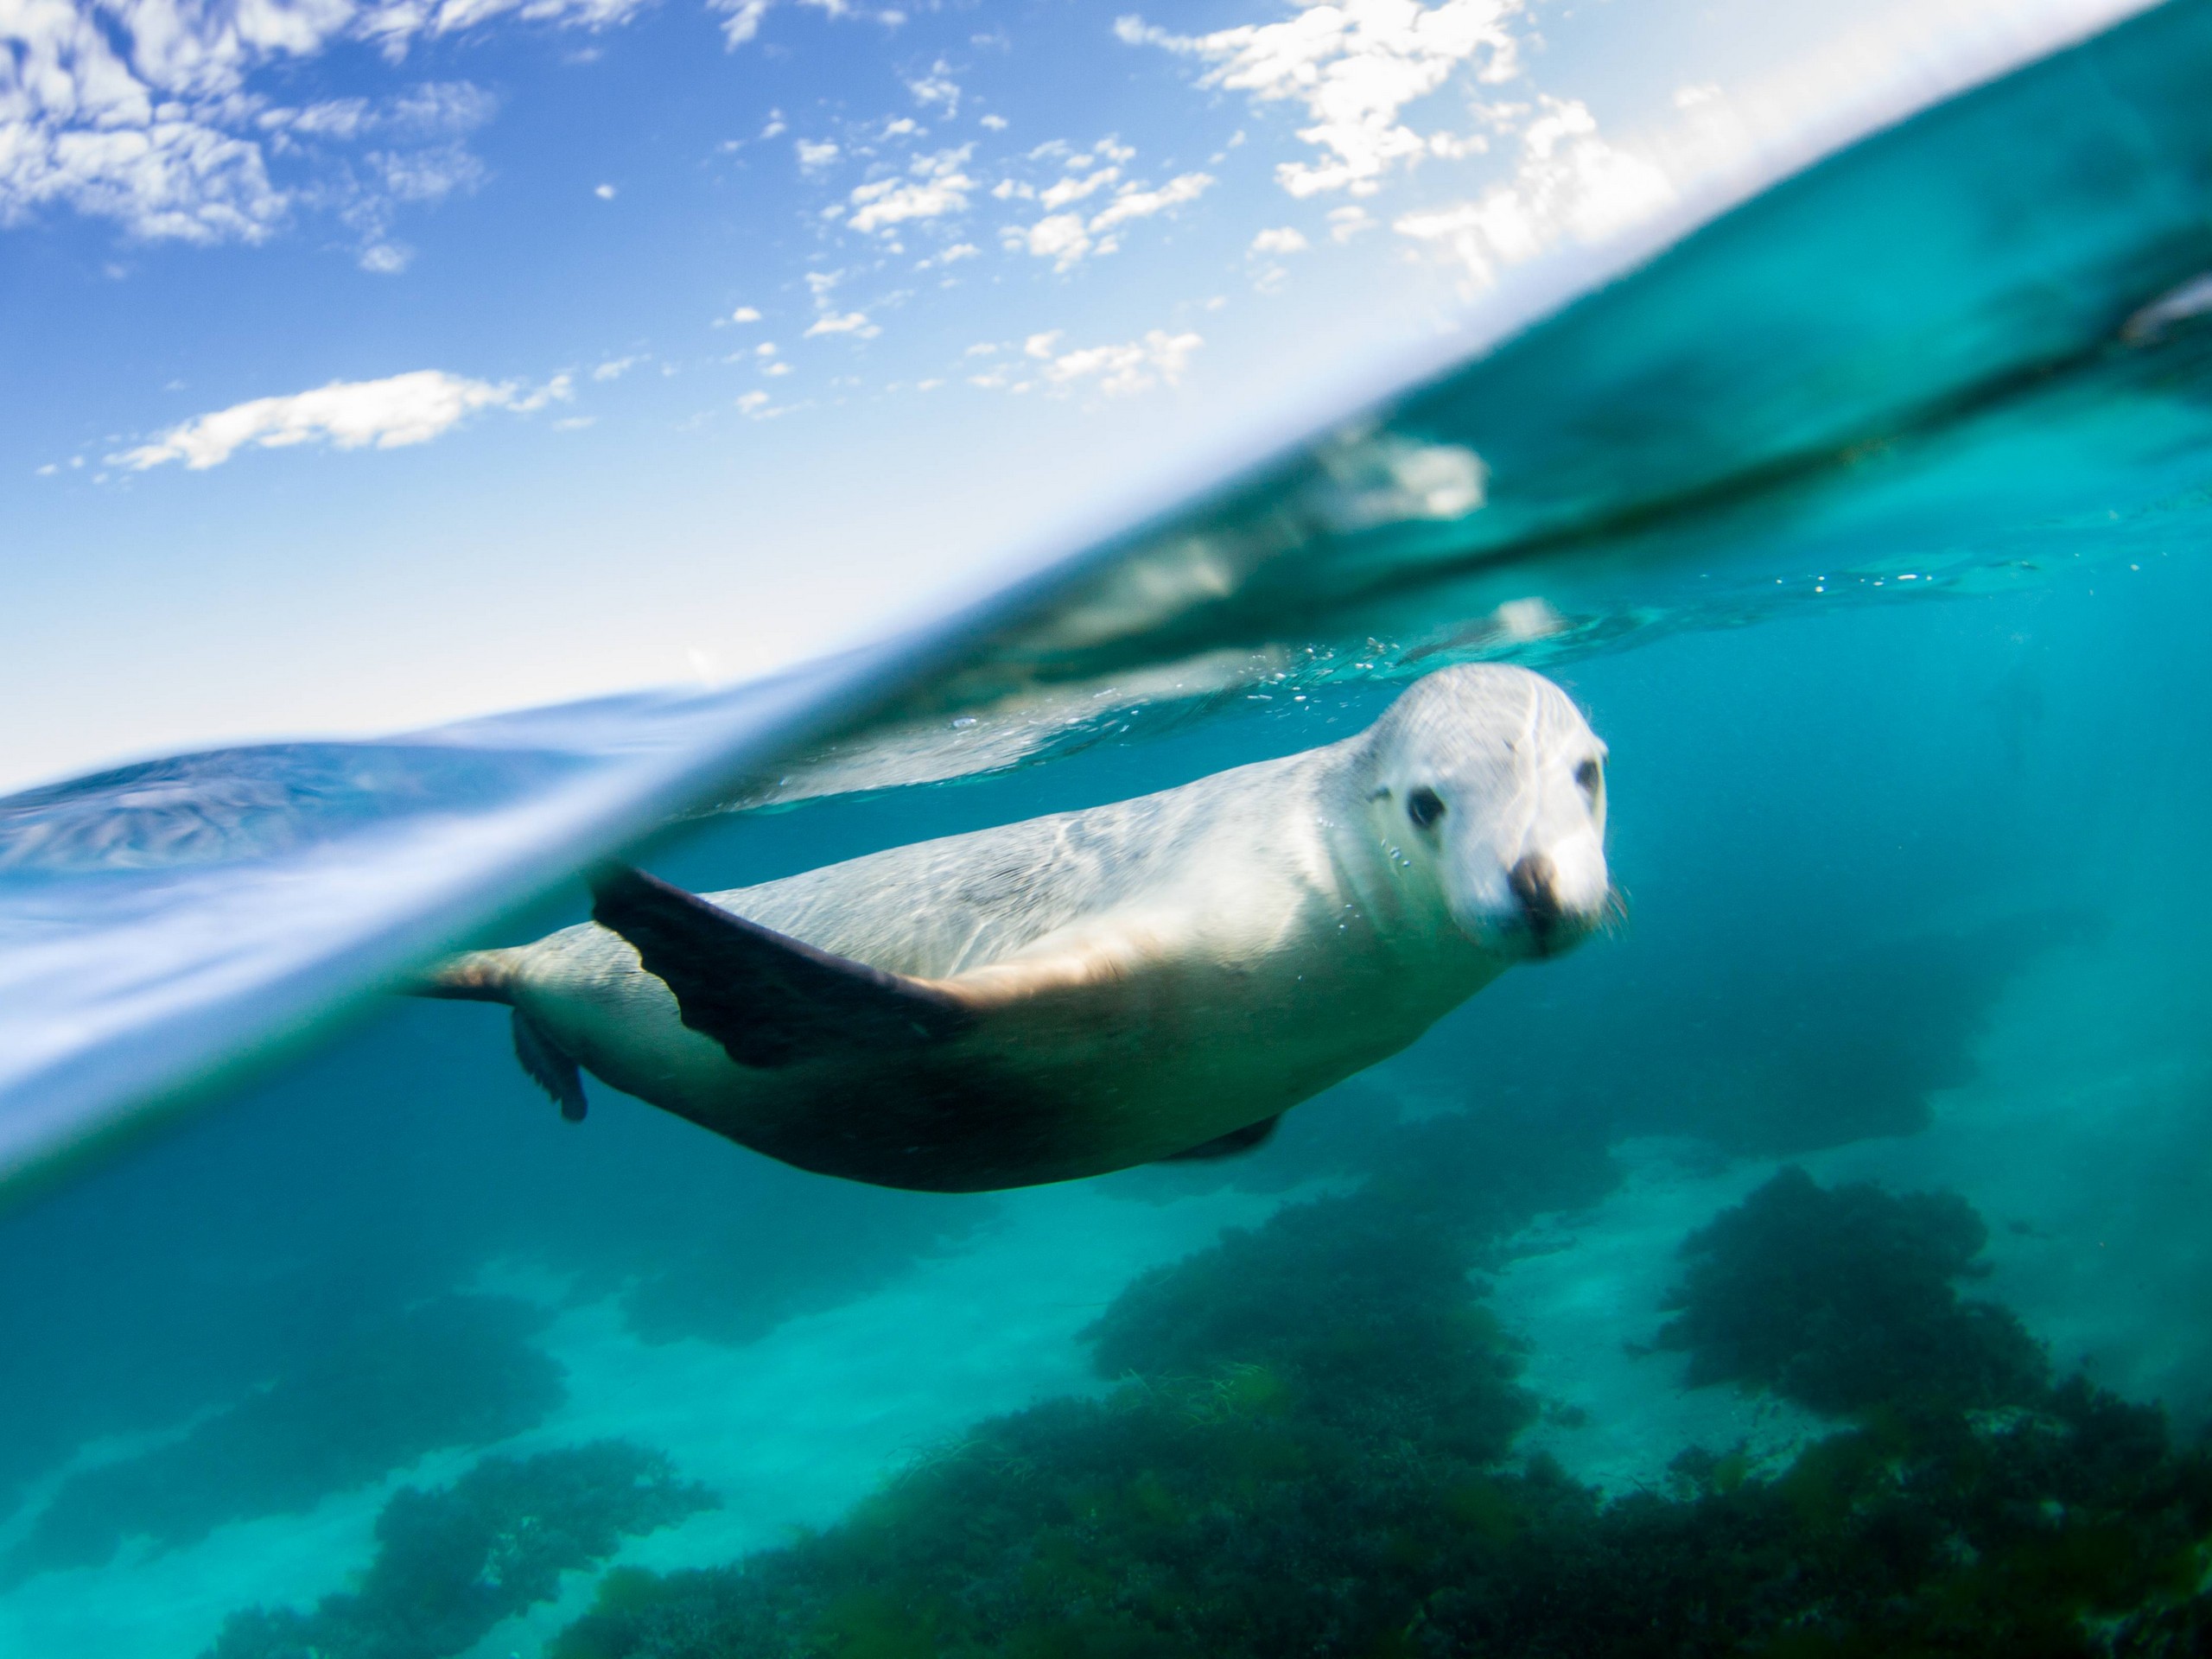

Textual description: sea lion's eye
[1407,786,1446,830]
[1574,759,1604,801]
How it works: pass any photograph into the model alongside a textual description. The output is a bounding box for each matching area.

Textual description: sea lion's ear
[588,864,976,1069]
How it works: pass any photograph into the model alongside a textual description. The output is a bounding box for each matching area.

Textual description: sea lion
[423,664,1612,1192]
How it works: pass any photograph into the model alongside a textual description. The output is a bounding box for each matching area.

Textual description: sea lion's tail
[406,948,523,1004]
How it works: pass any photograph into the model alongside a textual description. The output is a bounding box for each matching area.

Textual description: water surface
[6,6,2212,1653]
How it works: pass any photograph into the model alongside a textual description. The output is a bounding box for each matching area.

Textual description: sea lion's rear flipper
[1160,1115,1283,1161]
[589,863,976,1069]
[512,1010,588,1123]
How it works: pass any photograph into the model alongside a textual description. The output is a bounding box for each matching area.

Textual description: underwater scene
[9,3,2212,1655]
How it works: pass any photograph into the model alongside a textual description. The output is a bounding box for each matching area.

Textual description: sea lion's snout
[1510,852,1563,949]
[1502,847,1608,958]
[1446,831,1606,959]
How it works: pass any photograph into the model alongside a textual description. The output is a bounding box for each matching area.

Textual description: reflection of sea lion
[424,665,1612,1192]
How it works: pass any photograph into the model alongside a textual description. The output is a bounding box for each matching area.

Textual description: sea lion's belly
[543,903,1495,1192]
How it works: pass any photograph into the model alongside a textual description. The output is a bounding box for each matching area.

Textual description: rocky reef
[548,1160,2211,1658]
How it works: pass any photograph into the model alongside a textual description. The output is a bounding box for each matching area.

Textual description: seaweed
[547,1172,2212,1659]
[204,1440,715,1659]
[1656,1166,2049,1414]
[1086,1192,1534,1462]
[549,1188,1539,1659]
[3,1294,564,1583]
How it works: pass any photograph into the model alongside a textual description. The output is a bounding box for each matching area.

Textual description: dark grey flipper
[588,863,976,1069]
[1160,1114,1283,1161]
[512,1009,588,1122]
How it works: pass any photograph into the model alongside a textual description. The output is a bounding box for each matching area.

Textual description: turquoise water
[7,3,2212,1652]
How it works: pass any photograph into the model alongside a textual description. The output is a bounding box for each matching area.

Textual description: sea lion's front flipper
[512,1009,588,1122]
[1160,1115,1283,1161]
[589,863,976,1069]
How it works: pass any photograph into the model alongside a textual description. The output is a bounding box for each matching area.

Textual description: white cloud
[919,240,979,269]
[115,368,570,471]
[1390,96,1673,286]
[797,138,841,171]
[1004,169,1213,269]
[594,181,617,199]
[712,0,903,51]
[1250,226,1309,253]
[736,389,771,412]
[0,0,601,247]
[1088,169,1211,231]
[907,60,958,114]
[1039,166,1118,210]
[1007,213,1092,267]
[969,327,1201,396]
[979,113,1007,130]
[729,305,762,322]
[1033,327,1202,395]
[1118,0,1520,197]
[804,311,879,337]
[593,354,642,378]
[264,99,372,141]
[709,0,777,45]
[367,143,483,202]
[1328,204,1375,240]
[844,145,972,233]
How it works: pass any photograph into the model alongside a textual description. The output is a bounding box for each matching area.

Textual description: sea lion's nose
[1509,853,1561,946]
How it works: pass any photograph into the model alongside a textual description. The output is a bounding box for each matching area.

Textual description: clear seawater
[7,6,2212,1655]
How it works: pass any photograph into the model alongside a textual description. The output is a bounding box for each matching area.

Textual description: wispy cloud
[1390,97,1672,286]
[1004,168,1213,270]
[115,369,570,471]
[1118,0,1521,197]
[1,0,580,248]
[843,146,974,234]
[711,0,903,51]
[907,60,959,114]
[1039,166,1119,210]
[969,327,1202,396]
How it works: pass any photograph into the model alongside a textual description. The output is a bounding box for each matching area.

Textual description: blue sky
[1,0,2145,789]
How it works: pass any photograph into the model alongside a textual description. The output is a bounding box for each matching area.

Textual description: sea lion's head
[1357,664,1611,960]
